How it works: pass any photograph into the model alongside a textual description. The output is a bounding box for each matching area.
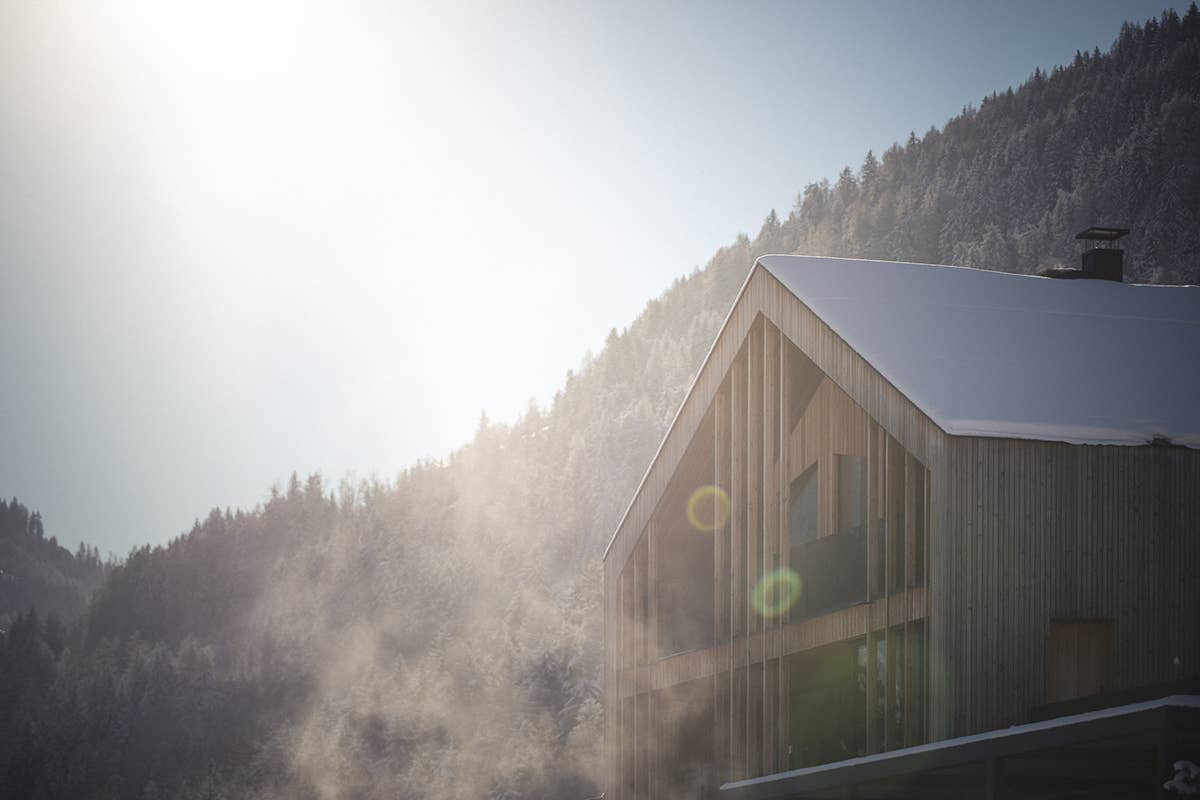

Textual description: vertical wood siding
[605,266,946,797]
[604,264,1199,798]
[937,437,1200,739]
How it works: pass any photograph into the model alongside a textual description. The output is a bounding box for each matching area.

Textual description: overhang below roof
[721,695,1200,799]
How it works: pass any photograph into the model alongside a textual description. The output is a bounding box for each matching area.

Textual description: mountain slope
[0,498,109,631]
[2,8,1198,800]
[768,10,1200,282]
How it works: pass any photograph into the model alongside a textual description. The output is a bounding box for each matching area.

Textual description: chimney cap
[1076,226,1130,242]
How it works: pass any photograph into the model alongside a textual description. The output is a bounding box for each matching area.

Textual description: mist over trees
[0,498,110,632]
[0,8,1197,799]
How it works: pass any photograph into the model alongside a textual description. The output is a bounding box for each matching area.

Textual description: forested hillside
[766,11,1200,282]
[0,498,109,631]
[1,8,1197,799]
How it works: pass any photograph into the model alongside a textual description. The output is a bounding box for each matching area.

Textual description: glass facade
[611,324,932,797]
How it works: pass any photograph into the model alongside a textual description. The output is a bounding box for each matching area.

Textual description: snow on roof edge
[944,418,1200,448]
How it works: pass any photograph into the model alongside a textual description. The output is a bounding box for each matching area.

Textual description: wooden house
[602,253,1200,799]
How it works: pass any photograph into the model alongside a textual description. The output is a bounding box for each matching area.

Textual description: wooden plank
[762,319,778,772]
[776,325,787,772]
[712,385,729,785]
[779,333,794,762]
[634,538,644,668]
[746,318,762,775]
[647,518,657,668]
[883,433,893,751]
[748,319,762,637]
[731,339,747,779]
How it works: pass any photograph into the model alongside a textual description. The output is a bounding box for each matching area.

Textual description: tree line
[0,7,1197,799]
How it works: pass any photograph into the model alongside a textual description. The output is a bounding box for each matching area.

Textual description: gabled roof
[758,255,1200,448]
[603,254,1200,561]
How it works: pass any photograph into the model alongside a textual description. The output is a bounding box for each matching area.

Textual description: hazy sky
[0,0,1180,555]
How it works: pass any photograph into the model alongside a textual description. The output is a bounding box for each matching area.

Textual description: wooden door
[1047,619,1113,703]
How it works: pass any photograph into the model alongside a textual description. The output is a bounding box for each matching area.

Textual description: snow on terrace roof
[721,694,1200,796]
[756,255,1200,448]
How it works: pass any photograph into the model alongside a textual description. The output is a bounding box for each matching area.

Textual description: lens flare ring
[686,485,730,532]
[752,567,802,619]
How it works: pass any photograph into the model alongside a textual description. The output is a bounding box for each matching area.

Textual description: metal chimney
[1076,227,1129,282]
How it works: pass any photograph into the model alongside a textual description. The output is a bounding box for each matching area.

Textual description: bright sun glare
[20,1,622,464]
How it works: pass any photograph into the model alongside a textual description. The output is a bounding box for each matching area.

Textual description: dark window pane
[890,626,905,748]
[796,525,867,616]
[890,507,906,594]
[789,464,819,548]
[787,639,867,768]
[837,455,866,535]
[874,637,886,750]
[656,520,714,656]
[854,641,868,755]
[871,518,885,600]
[656,679,717,794]
[911,621,926,744]
[911,466,926,586]
[887,443,906,595]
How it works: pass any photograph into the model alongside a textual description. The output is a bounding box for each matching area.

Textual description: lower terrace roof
[721,694,1200,799]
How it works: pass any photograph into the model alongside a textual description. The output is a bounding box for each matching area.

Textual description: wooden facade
[603,263,1200,798]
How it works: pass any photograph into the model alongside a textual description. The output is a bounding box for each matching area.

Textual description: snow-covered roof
[757,255,1200,448]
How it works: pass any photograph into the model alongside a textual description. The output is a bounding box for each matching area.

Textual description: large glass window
[786,639,867,768]
[911,620,927,744]
[787,456,871,618]
[656,520,713,657]
[654,678,716,795]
